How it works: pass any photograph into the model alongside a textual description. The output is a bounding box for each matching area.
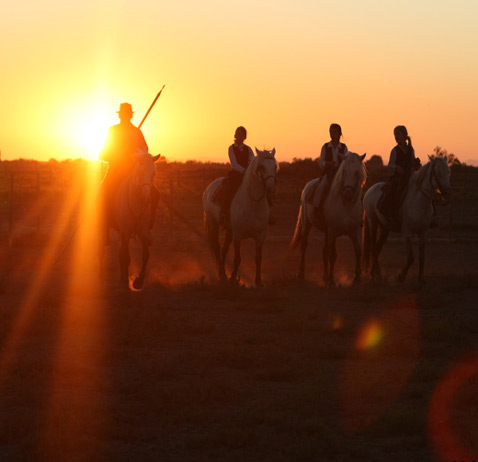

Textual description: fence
[1,160,477,240]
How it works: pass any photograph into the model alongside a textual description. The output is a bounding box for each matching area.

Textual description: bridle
[419,160,448,202]
[340,167,363,204]
[252,158,276,202]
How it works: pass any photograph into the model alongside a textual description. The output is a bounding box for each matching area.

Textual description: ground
[0,177,477,461]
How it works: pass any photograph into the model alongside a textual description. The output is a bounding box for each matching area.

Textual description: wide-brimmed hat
[116,102,134,116]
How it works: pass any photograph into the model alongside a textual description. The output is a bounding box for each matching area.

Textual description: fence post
[169,177,174,240]
[36,163,41,232]
[9,170,14,238]
[461,170,467,227]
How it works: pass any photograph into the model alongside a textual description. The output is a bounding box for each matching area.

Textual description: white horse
[363,156,451,284]
[99,151,160,289]
[203,148,277,286]
[291,152,367,286]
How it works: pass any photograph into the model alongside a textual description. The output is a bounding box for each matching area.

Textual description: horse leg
[362,218,371,273]
[119,236,130,286]
[207,216,221,277]
[133,237,150,290]
[372,226,389,281]
[398,235,414,283]
[254,237,265,287]
[351,230,362,284]
[298,221,312,280]
[418,233,426,285]
[230,238,241,283]
[322,231,329,284]
[327,235,337,287]
[219,229,232,281]
[98,241,105,282]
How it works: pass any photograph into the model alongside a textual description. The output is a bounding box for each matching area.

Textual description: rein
[418,162,445,202]
[250,161,276,202]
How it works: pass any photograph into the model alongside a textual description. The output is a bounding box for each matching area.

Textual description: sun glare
[69,113,110,161]
[56,97,115,161]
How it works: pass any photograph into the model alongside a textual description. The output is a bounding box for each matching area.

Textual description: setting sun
[57,99,115,161]
[69,114,109,161]
[1,0,476,164]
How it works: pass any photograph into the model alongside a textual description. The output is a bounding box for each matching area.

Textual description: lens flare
[428,355,478,461]
[340,296,420,434]
[356,319,384,350]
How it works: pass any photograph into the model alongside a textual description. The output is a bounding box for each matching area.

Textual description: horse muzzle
[341,186,355,203]
[440,187,452,201]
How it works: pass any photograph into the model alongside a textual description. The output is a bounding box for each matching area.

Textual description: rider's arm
[388,147,397,170]
[319,143,327,169]
[228,145,246,173]
[136,128,149,154]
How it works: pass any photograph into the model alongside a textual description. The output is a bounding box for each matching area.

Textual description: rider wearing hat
[100,103,158,241]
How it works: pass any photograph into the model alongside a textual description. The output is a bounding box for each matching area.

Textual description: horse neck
[123,169,151,218]
[410,163,434,202]
[241,162,266,202]
[328,165,361,204]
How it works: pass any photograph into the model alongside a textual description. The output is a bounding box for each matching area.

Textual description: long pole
[55,87,166,265]
[138,85,165,129]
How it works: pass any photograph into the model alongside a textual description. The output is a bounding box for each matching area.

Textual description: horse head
[132,150,160,202]
[428,155,452,200]
[254,148,278,202]
[335,152,366,203]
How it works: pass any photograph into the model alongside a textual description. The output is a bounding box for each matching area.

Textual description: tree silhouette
[431,146,461,166]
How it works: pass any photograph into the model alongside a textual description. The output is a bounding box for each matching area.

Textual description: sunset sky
[1,0,477,165]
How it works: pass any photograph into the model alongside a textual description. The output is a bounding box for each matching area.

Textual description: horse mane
[134,150,154,162]
[244,155,260,183]
[329,152,366,198]
[244,149,277,183]
[414,159,432,190]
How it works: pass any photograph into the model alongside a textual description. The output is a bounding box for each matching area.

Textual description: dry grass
[0,161,477,461]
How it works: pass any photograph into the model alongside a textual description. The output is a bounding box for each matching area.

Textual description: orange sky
[1,0,477,165]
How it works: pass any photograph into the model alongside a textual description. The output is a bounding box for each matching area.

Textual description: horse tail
[290,203,304,250]
[204,211,220,265]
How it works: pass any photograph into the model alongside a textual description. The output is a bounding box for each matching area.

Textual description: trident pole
[138,85,165,129]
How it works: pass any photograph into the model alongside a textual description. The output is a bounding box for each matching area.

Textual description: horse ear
[153,154,161,162]
[428,155,433,161]
[271,148,276,157]
[360,153,366,161]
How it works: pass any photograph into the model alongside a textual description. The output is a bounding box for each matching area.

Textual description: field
[0,159,477,461]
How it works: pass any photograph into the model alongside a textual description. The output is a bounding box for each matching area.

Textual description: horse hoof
[372,272,382,282]
[397,273,406,283]
[353,276,361,285]
[219,271,227,282]
[133,277,144,290]
[255,281,264,288]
